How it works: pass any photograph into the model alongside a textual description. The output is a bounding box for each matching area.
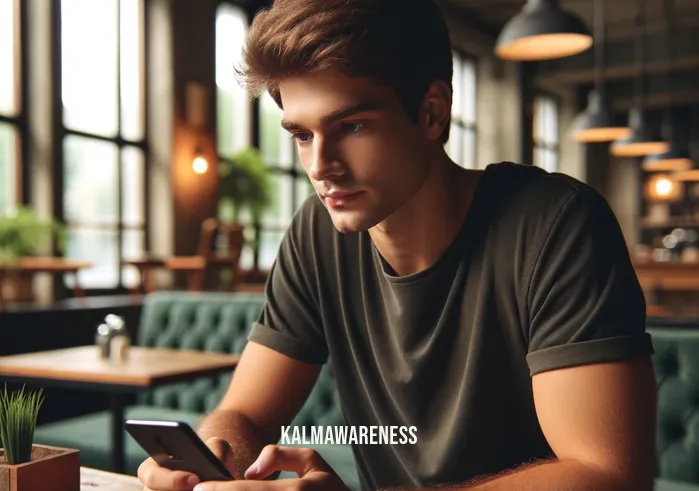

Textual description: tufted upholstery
[34,291,358,488]
[649,327,699,486]
[135,291,265,414]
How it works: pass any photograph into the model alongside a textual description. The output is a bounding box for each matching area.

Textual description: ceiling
[447,0,699,112]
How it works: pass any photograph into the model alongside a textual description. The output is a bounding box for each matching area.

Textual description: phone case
[124,419,234,482]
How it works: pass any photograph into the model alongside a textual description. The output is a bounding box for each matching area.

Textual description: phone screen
[124,419,234,482]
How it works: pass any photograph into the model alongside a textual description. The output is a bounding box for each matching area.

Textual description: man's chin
[327,210,374,234]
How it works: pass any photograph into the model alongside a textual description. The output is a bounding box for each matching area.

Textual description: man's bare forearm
[380,459,650,491]
[196,408,275,479]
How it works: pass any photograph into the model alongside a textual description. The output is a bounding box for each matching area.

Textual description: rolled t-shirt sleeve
[524,186,654,376]
[247,205,328,365]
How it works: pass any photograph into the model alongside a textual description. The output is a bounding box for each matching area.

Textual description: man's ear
[420,80,452,140]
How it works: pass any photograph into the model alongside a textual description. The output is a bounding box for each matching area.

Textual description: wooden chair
[165,218,245,292]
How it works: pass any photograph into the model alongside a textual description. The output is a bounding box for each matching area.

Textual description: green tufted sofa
[649,327,699,490]
[33,291,360,488]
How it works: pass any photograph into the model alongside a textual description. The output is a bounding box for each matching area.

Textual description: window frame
[0,0,29,211]
[52,0,150,294]
[448,48,478,169]
[532,92,560,173]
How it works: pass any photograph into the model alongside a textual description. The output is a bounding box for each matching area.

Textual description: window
[215,2,313,271]
[256,92,314,270]
[60,0,146,290]
[0,0,22,214]
[447,52,477,169]
[533,95,559,173]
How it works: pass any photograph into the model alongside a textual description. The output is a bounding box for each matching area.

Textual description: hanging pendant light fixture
[642,0,693,171]
[670,99,699,181]
[570,0,631,142]
[495,0,592,61]
[610,0,669,157]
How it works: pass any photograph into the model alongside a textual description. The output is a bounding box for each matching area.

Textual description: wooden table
[0,257,92,309]
[0,346,240,474]
[81,466,142,490]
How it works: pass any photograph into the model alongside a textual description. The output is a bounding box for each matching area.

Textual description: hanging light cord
[594,0,606,104]
[633,0,646,111]
[662,0,675,142]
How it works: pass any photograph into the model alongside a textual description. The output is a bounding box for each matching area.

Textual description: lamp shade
[643,145,693,172]
[570,91,632,142]
[610,107,669,157]
[495,0,593,61]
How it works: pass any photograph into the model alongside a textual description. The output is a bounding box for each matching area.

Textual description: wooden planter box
[0,444,80,491]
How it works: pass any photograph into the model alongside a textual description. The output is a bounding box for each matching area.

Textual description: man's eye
[341,122,364,133]
[291,132,311,142]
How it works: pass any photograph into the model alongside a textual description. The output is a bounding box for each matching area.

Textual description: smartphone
[124,419,234,482]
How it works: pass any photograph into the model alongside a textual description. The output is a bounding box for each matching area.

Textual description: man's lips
[322,191,362,207]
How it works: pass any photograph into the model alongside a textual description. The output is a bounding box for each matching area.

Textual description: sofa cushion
[136,291,266,413]
[648,327,699,484]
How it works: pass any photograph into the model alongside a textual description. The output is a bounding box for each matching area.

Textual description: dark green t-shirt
[248,161,654,490]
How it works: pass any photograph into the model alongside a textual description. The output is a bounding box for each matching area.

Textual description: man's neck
[368,155,483,277]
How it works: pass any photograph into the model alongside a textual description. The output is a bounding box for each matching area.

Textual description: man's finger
[138,457,201,490]
[244,445,335,480]
[193,478,292,491]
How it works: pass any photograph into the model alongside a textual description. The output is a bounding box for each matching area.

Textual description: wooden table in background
[0,346,240,474]
[0,257,92,309]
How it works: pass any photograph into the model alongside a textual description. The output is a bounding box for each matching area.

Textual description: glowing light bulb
[655,178,672,196]
[193,156,208,174]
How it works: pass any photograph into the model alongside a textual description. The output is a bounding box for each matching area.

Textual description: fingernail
[193,486,206,491]
[188,475,201,486]
[244,460,260,478]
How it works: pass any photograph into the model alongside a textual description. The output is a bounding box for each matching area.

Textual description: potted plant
[218,147,273,226]
[0,206,66,302]
[217,147,273,272]
[0,385,80,491]
[0,206,66,263]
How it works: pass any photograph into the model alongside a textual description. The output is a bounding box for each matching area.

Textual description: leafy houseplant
[218,147,273,264]
[0,206,66,264]
[0,385,80,491]
[218,147,273,225]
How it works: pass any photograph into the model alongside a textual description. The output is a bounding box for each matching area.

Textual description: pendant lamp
[670,103,699,181]
[495,0,592,61]
[610,0,669,157]
[642,0,693,171]
[569,0,631,142]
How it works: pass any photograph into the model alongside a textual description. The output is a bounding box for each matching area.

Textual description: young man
[138,0,657,490]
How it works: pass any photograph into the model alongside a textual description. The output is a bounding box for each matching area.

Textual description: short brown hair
[237,0,454,142]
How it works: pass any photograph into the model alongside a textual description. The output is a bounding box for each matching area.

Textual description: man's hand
[138,437,236,491]
[191,445,349,491]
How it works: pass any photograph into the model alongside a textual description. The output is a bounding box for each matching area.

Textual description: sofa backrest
[135,291,345,429]
[648,326,699,484]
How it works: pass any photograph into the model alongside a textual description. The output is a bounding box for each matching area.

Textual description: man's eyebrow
[281,101,383,131]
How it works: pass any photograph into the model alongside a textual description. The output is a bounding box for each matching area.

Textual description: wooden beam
[539,56,699,86]
[612,90,699,111]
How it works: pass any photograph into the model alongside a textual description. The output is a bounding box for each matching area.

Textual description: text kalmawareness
[280,425,418,445]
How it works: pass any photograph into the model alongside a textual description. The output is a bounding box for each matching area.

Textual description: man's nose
[308,138,344,182]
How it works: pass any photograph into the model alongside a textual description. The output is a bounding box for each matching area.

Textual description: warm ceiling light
[495,0,592,61]
[672,168,699,182]
[643,147,694,172]
[611,139,670,158]
[570,92,631,142]
[610,107,669,157]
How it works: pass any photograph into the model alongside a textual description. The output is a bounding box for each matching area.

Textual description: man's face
[278,71,440,233]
